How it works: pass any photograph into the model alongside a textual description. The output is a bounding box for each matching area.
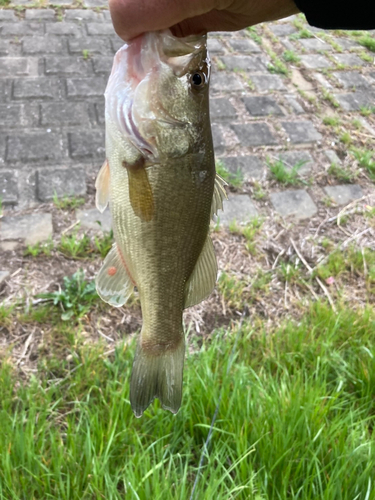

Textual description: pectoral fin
[95,159,110,213]
[184,235,217,309]
[96,243,134,307]
[211,173,228,219]
[128,167,154,222]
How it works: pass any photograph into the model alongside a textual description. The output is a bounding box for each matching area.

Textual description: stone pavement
[0,1,375,249]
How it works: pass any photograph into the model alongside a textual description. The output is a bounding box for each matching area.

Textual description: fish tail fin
[130,336,185,418]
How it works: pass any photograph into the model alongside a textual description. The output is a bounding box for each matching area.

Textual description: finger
[170,10,251,37]
[109,0,216,40]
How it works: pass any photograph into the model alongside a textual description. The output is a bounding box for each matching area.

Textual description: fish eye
[190,71,206,89]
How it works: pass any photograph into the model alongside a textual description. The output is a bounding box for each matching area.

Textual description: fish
[95,30,226,418]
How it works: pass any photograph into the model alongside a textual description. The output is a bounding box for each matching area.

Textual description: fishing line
[189,309,247,500]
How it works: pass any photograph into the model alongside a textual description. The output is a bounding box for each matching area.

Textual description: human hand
[109,0,300,41]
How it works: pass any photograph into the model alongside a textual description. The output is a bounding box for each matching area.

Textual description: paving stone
[207,38,225,54]
[221,155,264,180]
[277,150,314,175]
[324,150,342,165]
[211,124,226,154]
[37,167,86,201]
[64,9,105,21]
[285,94,305,114]
[270,189,317,219]
[0,41,10,56]
[0,57,37,77]
[47,0,74,4]
[68,37,112,55]
[332,38,361,50]
[332,71,371,89]
[66,77,106,97]
[333,54,365,66]
[231,123,278,147]
[218,194,258,226]
[41,102,90,125]
[22,35,67,54]
[86,23,116,36]
[323,185,363,205]
[69,130,105,159]
[269,24,297,36]
[228,38,261,53]
[281,121,322,144]
[6,133,62,162]
[249,74,287,92]
[25,9,56,20]
[220,55,267,72]
[92,56,113,74]
[298,39,332,52]
[46,23,83,36]
[0,10,17,21]
[334,91,375,111]
[210,98,237,120]
[83,0,108,6]
[76,207,112,232]
[0,170,18,203]
[0,103,39,128]
[280,39,296,52]
[243,95,284,116]
[45,56,93,75]
[1,22,44,36]
[300,54,331,69]
[13,78,63,99]
[210,71,244,92]
[95,102,105,124]
[0,212,53,248]
[314,72,333,89]
[0,271,10,287]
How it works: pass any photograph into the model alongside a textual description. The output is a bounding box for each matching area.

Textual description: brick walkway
[0,2,375,248]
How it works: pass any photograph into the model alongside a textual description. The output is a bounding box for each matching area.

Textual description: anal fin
[184,235,217,309]
[96,243,134,307]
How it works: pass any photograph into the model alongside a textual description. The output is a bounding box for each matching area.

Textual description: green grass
[282,50,300,63]
[24,238,54,258]
[351,147,375,180]
[267,158,306,186]
[1,301,375,498]
[229,218,264,255]
[246,26,262,45]
[53,192,85,211]
[323,115,340,127]
[357,34,375,52]
[216,160,244,189]
[328,163,357,183]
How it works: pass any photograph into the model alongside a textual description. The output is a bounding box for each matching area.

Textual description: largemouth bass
[95,30,226,418]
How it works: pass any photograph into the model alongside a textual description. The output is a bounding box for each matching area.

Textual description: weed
[282,50,300,63]
[339,131,352,145]
[357,34,375,52]
[321,237,334,250]
[24,238,54,258]
[229,218,264,255]
[246,26,262,44]
[0,0,11,5]
[322,89,340,108]
[266,49,289,75]
[278,261,301,283]
[82,49,90,60]
[351,148,375,179]
[252,182,266,200]
[0,303,14,327]
[58,232,92,259]
[93,229,114,259]
[360,105,375,116]
[328,163,357,183]
[359,51,373,63]
[323,115,340,126]
[351,119,362,129]
[217,271,247,309]
[216,160,244,189]
[39,269,98,321]
[290,28,314,40]
[216,58,226,71]
[267,158,305,186]
[323,196,335,207]
[53,192,85,210]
